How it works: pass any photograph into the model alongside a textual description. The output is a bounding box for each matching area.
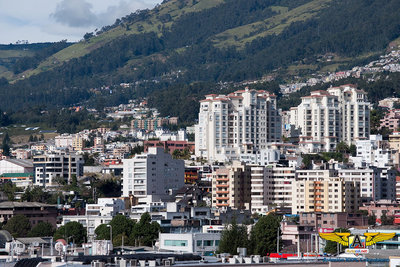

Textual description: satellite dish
[55,241,65,253]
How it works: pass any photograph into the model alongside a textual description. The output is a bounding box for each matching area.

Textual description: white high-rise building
[195,88,281,162]
[265,165,296,208]
[290,90,340,152]
[122,147,184,204]
[327,84,370,145]
[290,85,370,152]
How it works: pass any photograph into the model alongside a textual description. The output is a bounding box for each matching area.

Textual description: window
[164,240,187,247]
[203,240,214,246]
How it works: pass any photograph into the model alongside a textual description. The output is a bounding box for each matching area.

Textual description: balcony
[216,197,229,200]
[216,184,229,188]
[216,177,229,182]
[216,203,229,207]
[216,191,229,194]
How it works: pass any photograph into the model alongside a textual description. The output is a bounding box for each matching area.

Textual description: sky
[0,0,162,44]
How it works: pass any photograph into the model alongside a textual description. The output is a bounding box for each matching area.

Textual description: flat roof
[0,202,56,208]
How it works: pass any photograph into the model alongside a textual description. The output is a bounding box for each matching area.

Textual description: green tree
[2,132,10,156]
[249,214,281,256]
[95,215,135,246]
[94,224,111,240]
[218,217,249,255]
[94,178,121,197]
[0,182,17,201]
[130,212,160,247]
[335,141,350,154]
[28,222,55,237]
[54,221,87,245]
[4,215,31,237]
[381,211,394,225]
[349,144,357,157]
[21,186,50,202]
[368,214,377,225]
[324,228,350,254]
[113,233,129,247]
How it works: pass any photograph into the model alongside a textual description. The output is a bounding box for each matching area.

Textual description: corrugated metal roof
[3,159,33,168]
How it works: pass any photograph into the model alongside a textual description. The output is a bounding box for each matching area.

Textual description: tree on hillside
[21,186,50,202]
[2,132,10,156]
[95,224,111,240]
[94,178,121,197]
[28,222,54,237]
[381,211,394,225]
[130,212,160,247]
[218,217,249,255]
[4,215,31,238]
[54,221,86,245]
[335,141,350,154]
[95,214,136,246]
[0,182,17,201]
[249,214,281,256]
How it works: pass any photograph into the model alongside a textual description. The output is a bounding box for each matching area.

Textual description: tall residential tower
[195,88,281,162]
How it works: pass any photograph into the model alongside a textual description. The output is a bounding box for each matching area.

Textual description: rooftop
[0,202,56,209]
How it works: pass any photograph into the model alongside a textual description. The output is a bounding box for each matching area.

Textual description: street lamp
[107,224,113,254]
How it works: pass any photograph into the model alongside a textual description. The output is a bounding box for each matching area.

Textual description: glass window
[197,240,202,247]
[203,240,214,246]
[164,240,188,247]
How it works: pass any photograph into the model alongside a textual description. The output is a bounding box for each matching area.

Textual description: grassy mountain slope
[1,0,400,122]
[213,0,332,48]
[20,0,225,80]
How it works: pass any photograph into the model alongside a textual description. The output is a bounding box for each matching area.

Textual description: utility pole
[297,235,300,258]
[277,226,280,253]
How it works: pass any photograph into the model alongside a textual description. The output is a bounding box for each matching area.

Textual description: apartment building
[289,85,370,152]
[72,135,84,151]
[250,165,268,214]
[55,134,84,151]
[0,202,57,228]
[33,152,84,186]
[292,178,360,214]
[292,169,360,214]
[350,135,395,168]
[265,165,296,209]
[299,212,368,229]
[327,84,370,145]
[289,90,340,152]
[195,88,281,162]
[211,162,251,211]
[389,132,400,168]
[379,109,400,131]
[122,147,184,204]
[339,167,396,202]
[131,117,172,131]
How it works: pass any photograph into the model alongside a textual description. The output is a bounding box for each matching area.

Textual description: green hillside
[1,0,400,123]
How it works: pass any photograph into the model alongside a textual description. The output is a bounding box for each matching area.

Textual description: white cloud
[0,0,162,44]
[51,0,98,27]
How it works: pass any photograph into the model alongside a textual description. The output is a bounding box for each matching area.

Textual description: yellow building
[211,162,251,210]
[72,135,84,151]
[292,178,360,214]
[389,132,400,168]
